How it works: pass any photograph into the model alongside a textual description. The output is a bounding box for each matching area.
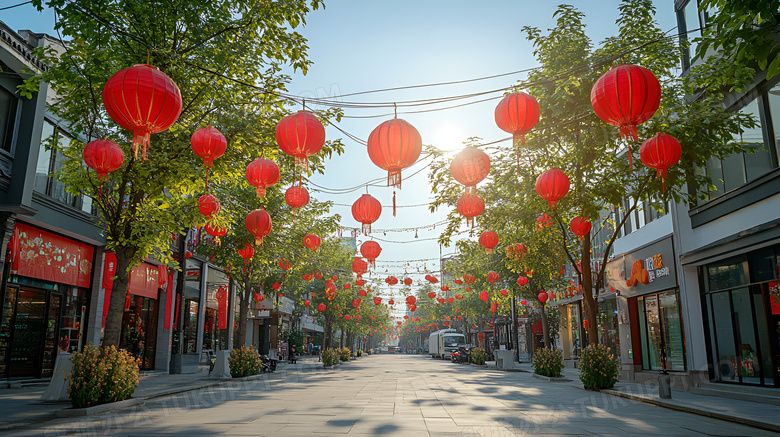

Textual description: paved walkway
[4,354,776,436]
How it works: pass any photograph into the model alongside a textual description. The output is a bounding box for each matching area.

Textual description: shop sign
[302,315,324,332]
[606,237,677,298]
[278,296,295,315]
[10,223,94,288]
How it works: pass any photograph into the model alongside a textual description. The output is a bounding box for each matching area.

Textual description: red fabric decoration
[303,234,321,250]
[479,291,489,302]
[360,241,382,267]
[494,91,540,147]
[204,223,227,238]
[352,194,382,235]
[246,158,280,198]
[487,271,500,283]
[570,217,593,241]
[317,303,326,312]
[83,138,124,180]
[367,118,422,188]
[276,111,326,170]
[190,126,226,168]
[102,64,182,161]
[285,185,310,211]
[640,132,682,192]
[198,194,220,219]
[457,193,485,227]
[237,243,254,263]
[479,231,498,254]
[535,168,570,209]
[245,208,272,245]
[450,147,490,194]
[591,64,661,167]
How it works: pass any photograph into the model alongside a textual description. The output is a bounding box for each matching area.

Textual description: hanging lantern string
[308,155,434,194]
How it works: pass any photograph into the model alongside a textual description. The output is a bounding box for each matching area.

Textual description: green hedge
[579,344,620,389]
[69,345,139,408]
[533,348,564,377]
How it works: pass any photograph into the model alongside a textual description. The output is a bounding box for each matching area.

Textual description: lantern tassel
[256,186,266,198]
[393,191,396,217]
[362,223,371,235]
[388,170,402,188]
[132,130,150,162]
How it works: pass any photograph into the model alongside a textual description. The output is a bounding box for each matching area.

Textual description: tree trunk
[540,305,551,350]
[103,246,137,348]
[233,274,250,349]
[581,235,599,346]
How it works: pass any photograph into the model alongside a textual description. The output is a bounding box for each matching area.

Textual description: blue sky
[1,1,679,303]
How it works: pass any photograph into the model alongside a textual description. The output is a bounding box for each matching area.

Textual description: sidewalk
[495,358,780,433]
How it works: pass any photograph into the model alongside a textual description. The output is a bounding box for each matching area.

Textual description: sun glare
[431,124,466,153]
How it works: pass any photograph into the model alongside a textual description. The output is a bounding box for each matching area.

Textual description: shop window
[769,85,780,163]
[0,86,18,153]
[182,258,202,354]
[597,299,619,353]
[706,256,748,292]
[677,0,702,71]
[636,291,686,371]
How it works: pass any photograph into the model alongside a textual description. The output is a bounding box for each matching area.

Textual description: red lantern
[303,234,321,251]
[425,275,438,284]
[83,138,124,180]
[494,92,540,147]
[352,194,382,235]
[520,299,527,306]
[278,259,291,270]
[204,223,227,245]
[246,158,280,198]
[406,296,416,305]
[516,276,528,288]
[352,257,368,277]
[538,291,548,304]
[463,274,476,284]
[355,279,365,286]
[102,64,182,161]
[535,168,570,209]
[245,209,272,245]
[441,286,449,292]
[640,132,682,192]
[385,276,398,286]
[447,297,454,304]
[500,289,508,297]
[450,147,490,194]
[360,241,382,267]
[591,64,661,166]
[237,243,254,263]
[457,193,485,227]
[479,231,498,254]
[427,292,436,298]
[253,293,264,303]
[304,300,310,307]
[374,297,382,305]
[455,294,463,300]
[285,185,309,211]
[479,291,489,302]
[190,126,226,168]
[358,289,367,297]
[317,303,326,312]
[198,194,220,219]
[570,217,592,241]
[388,298,395,306]
[487,271,500,283]
[367,118,422,188]
[276,111,326,171]
[403,278,412,286]
[490,303,497,313]
[272,282,281,291]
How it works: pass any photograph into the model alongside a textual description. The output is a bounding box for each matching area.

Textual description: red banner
[216,285,228,330]
[102,258,161,327]
[102,253,117,290]
[11,223,94,288]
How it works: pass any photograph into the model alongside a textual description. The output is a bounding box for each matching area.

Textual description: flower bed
[69,345,139,408]
[322,348,339,367]
[228,346,262,378]
[533,348,564,377]
[470,347,487,365]
[579,344,620,389]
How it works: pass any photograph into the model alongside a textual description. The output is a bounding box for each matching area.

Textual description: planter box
[533,373,572,382]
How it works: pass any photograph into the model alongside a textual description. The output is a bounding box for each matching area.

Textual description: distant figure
[290,346,297,364]
[308,341,313,355]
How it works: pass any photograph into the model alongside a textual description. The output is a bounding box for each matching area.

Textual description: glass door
[8,288,48,377]
[0,286,18,377]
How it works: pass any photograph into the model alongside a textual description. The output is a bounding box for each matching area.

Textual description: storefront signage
[302,315,324,332]
[10,223,94,288]
[278,296,295,315]
[216,285,228,330]
[606,236,677,298]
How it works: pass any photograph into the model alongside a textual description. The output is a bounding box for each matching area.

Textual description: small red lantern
[494,92,540,148]
[427,292,436,298]
[367,118,422,188]
[450,147,490,194]
[303,234,321,250]
[102,64,182,161]
[570,217,592,241]
[254,293,264,303]
[463,274,476,284]
[490,303,497,313]
[487,271,500,283]
[190,126,227,168]
[317,303,326,312]
[245,208,272,245]
[388,298,395,305]
[352,194,382,235]
[272,282,281,291]
[83,138,124,180]
[246,158,280,198]
[479,231,498,254]
[237,243,254,263]
[455,294,463,300]
[358,289,367,297]
[278,259,291,270]
[374,297,382,305]
[447,297,454,304]
[441,286,449,292]
[285,185,310,211]
[276,111,326,171]
[304,300,310,307]
[479,291,489,302]
[204,223,227,245]
[516,276,528,288]
[457,193,485,227]
[425,275,438,284]
[538,291,548,304]
[640,132,682,192]
[360,241,382,267]
[500,289,508,297]
[198,194,220,219]
[403,277,412,286]
[352,257,368,277]
[406,296,416,305]
[535,168,570,209]
[520,299,527,306]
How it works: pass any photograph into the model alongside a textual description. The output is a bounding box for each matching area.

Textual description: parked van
[428,329,466,359]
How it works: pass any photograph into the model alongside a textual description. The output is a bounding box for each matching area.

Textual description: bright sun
[430,124,466,153]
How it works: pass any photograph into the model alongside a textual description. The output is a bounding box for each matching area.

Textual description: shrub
[322,348,339,366]
[228,346,262,378]
[339,347,351,362]
[533,348,564,377]
[470,347,487,365]
[579,344,620,390]
[69,345,139,408]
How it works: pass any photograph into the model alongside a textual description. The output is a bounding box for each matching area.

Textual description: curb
[603,388,780,434]
[532,373,572,382]
[55,398,144,418]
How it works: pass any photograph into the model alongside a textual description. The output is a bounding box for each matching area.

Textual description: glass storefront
[183,258,202,354]
[703,250,778,386]
[119,295,158,369]
[636,290,686,371]
[202,269,229,352]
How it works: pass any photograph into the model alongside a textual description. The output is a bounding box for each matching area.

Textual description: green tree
[22,0,343,348]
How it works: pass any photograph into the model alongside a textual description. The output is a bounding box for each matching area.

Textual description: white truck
[428,329,466,359]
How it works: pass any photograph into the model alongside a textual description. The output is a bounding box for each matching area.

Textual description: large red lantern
[479,231,498,254]
[516,276,528,288]
[450,147,490,194]
[406,295,416,305]
[198,194,220,219]
[245,208,272,245]
[640,132,682,192]
[360,240,382,267]
[570,217,592,241]
[352,257,368,277]
[352,194,382,234]
[190,126,227,168]
[367,118,422,188]
[457,193,485,227]
[275,111,326,170]
[479,291,489,302]
[83,138,125,180]
[535,168,570,209]
[487,271,500,283]
[246,158,280,198]
[591,64,661,166]
[317,303,327,312]
[285,185,309,211]
[237,243,254,263]
[494,92,540,148]
[204,223,227,245]
[102,64,182,161]
[303,234,321,251]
